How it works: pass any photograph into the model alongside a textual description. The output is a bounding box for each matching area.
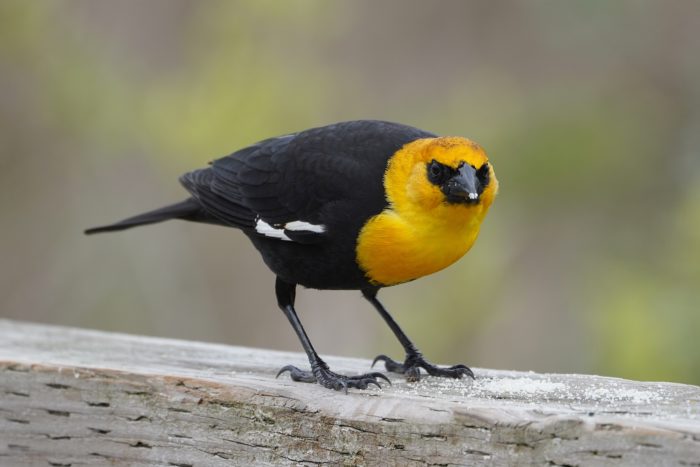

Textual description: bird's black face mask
[427,160,490,205]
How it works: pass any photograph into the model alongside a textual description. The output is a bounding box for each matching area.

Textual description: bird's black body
[86,120,485,392]
[184,121,433,289]
[90,121,433,289]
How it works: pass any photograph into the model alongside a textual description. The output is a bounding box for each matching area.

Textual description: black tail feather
[85,198,206,235]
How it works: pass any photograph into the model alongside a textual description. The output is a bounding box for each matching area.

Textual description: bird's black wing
[180,120,434,244]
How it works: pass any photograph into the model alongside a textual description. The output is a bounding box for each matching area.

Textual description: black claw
[276,365,317,383]
[276,365,296,379]
[366,379,381,389]
[371,354,406,374]
[423,361,474,379]
[449,364,475,379]
[357,377,383,389]
[368,372,392,385]
[371,354,390,368]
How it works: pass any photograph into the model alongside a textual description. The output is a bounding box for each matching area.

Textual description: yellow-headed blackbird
[86,120,498,391]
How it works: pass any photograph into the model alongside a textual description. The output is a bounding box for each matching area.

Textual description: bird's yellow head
[356,136,498,286]
[384,136,498,223]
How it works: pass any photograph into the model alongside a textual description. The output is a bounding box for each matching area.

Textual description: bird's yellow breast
[355,137,497,286]
[356,208,484,286]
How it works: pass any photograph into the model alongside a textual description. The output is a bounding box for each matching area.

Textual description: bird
[85,120,498,392]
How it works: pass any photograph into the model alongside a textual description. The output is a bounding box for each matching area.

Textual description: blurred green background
[1,0,698,385]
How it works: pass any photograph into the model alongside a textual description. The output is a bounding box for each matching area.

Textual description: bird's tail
[84,198,204,235]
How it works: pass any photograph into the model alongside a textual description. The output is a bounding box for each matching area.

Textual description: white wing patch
[284,221,326,233]
[254,218,326,241]
[255,219,291,241]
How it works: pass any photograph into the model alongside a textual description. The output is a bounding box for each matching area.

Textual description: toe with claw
[372,351,474,382]
[277,360,391,392]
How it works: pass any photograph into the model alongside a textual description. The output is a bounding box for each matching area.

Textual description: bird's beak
[443,164,480,204]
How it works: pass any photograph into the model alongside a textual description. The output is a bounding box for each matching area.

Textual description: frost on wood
[0,319,698,467]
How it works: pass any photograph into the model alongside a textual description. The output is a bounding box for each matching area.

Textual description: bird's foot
[276,360,390,392]
[372,351,474,382]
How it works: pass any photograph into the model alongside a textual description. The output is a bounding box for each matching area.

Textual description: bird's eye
[476,162,490,187]
[427,160,446,184]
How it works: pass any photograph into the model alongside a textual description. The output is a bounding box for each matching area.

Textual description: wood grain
[0,319,698,466]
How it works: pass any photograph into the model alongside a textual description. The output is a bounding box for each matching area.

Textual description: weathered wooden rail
[0,319,698,466]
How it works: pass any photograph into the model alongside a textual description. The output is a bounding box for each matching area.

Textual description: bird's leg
[362,288,474,382]
[274,277,390,392]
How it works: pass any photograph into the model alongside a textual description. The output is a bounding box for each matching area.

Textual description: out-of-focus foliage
[1,0,698,384]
